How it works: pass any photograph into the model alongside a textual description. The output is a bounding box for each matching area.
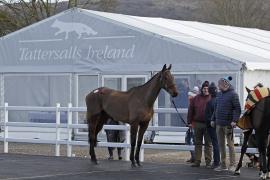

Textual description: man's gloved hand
[231,121,237,128]
[210,121,215,128]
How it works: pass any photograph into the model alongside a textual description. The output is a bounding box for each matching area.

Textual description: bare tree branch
[200,0,269,29]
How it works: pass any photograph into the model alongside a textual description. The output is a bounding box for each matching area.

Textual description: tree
[0,0,117,36]
[81,0,117,12]
[0,0,63,36]
[200,0,270,30]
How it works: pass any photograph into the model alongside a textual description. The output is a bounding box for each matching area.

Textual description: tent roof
[1,8,270,72]
[84,9,270,70]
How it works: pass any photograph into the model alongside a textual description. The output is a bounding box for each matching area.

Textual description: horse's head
[245,83,264,97]
[160,64,178,97]
[244,84,267,112]
[245,83,264,101]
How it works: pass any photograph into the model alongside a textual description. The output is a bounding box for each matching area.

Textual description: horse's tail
[86,111,92,144]
[85,90,103,144]
[85,91,103,114]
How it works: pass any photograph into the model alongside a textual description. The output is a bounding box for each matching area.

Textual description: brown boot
[191,162,200,167]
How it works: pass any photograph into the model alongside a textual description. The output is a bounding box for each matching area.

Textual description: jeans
[193,122,212,165]
[207,126,220,166]
[216,125,236,167]
[185,128,195,161]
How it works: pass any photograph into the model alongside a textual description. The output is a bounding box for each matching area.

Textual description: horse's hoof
[260,172,267,180]
[131,162,137,168]
[234,170,240,175]
[267,172,270,179]
[136,161,142,167]
[91,160,98,165]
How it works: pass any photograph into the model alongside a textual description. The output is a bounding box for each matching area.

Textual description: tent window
[78,75,98,125]
[4,75,70,122]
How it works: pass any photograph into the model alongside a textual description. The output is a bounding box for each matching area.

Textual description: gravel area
[0,142,189,163]
[0,142,251,165]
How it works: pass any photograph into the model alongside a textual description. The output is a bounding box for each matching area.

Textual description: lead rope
[171,99,188,127]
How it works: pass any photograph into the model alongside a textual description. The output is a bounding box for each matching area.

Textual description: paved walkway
[0,154,259,180]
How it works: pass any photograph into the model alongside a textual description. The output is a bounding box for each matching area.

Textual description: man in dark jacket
[205,82,220,168]
[105,119,125,160]
[188,81,212,167]
[211,76,241,172]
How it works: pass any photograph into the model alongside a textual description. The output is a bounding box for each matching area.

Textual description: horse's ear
[162,64,166,72]
[245,87,251,93]
[167,64,172,70]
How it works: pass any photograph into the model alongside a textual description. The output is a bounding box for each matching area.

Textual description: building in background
[0,8,270,142]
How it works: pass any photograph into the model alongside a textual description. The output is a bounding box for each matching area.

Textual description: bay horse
[85,64,178,167]
[235,87,270,179]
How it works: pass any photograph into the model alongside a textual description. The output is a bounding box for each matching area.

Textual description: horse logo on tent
[51,19,97,39]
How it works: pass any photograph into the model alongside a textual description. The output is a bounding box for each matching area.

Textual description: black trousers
[105,119,125,157]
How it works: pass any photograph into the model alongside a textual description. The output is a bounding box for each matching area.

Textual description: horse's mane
[127,71,161,92]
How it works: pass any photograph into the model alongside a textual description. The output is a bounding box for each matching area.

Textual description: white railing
[0,103,257,161]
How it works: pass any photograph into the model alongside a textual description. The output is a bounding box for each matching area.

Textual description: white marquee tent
[0,8,270,127]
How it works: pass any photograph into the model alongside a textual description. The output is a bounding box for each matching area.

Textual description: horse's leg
[91,112,108,162]
[266,137,270,178]
[257,133,267,179]
[130,122,139,168]
[235,129,252,175]
[87,113,93,154]
[88,114,99,164]
[135,121,150,167]
[95,112,108,145]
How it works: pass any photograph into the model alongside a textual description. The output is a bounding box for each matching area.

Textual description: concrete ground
[0,153,259,180]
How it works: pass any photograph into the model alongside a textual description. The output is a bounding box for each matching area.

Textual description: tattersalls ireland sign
[18,19,137,63]
[19,45,136,61]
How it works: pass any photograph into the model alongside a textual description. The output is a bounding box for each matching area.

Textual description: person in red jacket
[188,81,212,167]
[185,86,200,163]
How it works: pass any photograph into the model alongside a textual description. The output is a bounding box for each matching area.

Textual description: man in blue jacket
[211,77,241,172]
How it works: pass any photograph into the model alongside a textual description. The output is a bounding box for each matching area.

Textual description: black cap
[208,82,217,97]
[201,81,209,89]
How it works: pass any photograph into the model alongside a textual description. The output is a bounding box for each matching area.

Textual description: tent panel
[0,8,241,73]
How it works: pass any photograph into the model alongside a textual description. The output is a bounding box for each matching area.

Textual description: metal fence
[0,103,257,161]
